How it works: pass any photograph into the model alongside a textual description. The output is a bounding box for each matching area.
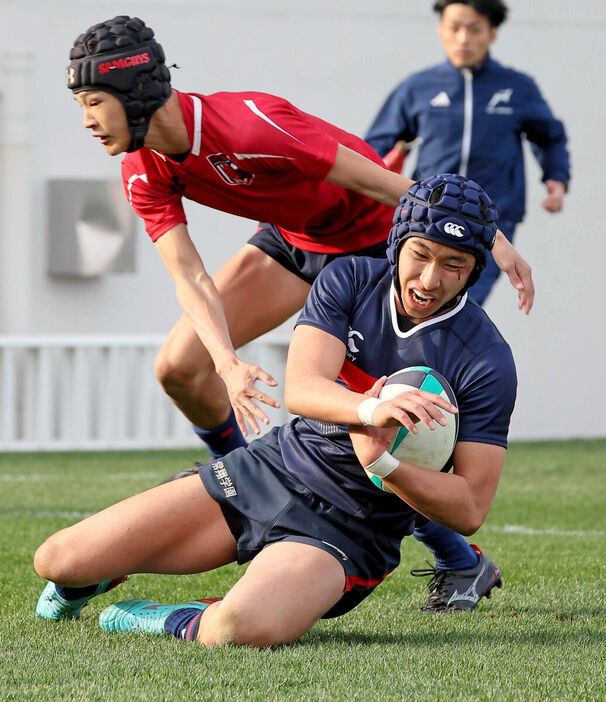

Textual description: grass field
[2,439,605,701]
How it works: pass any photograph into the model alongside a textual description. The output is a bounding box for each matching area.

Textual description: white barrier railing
[0,335,291,451]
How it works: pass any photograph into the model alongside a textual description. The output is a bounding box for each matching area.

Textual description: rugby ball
[364,366,458,492]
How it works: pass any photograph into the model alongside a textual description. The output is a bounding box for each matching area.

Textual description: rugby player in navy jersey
[34,175,516,645]
[61,14,522,614]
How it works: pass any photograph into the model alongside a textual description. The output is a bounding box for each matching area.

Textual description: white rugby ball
[364,366,458,492]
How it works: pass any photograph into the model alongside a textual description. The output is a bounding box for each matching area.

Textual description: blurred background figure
[366,0,570,305]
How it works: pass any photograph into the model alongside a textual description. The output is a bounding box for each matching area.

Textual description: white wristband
[364,451,400,478]
[357,397,383,426]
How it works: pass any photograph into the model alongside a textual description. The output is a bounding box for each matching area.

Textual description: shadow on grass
[304,626,606,648]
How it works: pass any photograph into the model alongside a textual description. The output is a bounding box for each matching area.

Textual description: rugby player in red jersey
[67,16,532,448]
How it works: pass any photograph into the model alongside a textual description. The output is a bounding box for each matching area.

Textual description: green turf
[2,441,605,701]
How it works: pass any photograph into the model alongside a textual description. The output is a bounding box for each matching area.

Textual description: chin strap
[435,294,463,315]
[127,134,146,152]
[126,117,150,153]
[394,277,406,313]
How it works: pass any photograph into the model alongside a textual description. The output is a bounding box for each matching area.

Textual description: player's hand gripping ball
[365,366,459,491]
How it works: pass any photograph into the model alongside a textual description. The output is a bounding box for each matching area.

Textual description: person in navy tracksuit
[366,0,570,305]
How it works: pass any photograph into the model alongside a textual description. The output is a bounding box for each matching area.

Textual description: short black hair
[433,0,508,28]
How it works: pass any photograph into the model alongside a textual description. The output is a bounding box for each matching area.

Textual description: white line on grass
[0,472,162,482]
[482,524,605,537]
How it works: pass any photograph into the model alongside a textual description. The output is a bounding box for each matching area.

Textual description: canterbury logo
[98,52,150,75]
[444,222,465,237]
[347,329,364,354]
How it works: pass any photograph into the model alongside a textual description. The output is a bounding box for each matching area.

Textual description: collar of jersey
[445,52,492,75]
[158,90,202,162]
[389,282,467,338]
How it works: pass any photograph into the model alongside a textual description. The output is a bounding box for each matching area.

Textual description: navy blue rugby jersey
[278,256,517,528]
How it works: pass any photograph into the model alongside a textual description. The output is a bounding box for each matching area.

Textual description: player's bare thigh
[34,474,237,586]
[215,243,311,345]
[157,245,311,375]
[199,541,346,648]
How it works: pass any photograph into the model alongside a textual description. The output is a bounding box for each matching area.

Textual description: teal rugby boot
[99,598,220,636]
[36,577,127,620]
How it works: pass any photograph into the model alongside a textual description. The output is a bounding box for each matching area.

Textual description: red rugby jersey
[121,90,393,253]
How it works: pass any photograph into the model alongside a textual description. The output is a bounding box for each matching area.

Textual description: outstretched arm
[155,223,279,435]
[490,232,534,314]
[325,143,414,207]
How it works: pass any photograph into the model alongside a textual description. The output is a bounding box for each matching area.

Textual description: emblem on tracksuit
[430,91,451,107]
[486,89,513,114]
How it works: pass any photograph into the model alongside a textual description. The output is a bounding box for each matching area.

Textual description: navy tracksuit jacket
[365,55,570,227]
[365,55,570,303]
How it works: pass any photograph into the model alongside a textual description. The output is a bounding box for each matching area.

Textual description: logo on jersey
[207,153,254,186]
[346,328,364,361]
[98,52,150,75]
[347,329,364,354]
[486,89,513,114]
[430,91,451,107]
[444,222,465,237]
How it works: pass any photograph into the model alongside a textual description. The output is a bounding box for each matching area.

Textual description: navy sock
[193,410,247,459]
[164,608,206,641]
[55,584,98,601]
[413,521,479,570]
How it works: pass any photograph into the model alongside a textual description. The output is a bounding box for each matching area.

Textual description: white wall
[0,0,604,440]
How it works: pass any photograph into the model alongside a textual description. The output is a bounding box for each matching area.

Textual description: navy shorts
[198,427,402,618]
[248,223,388,285]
